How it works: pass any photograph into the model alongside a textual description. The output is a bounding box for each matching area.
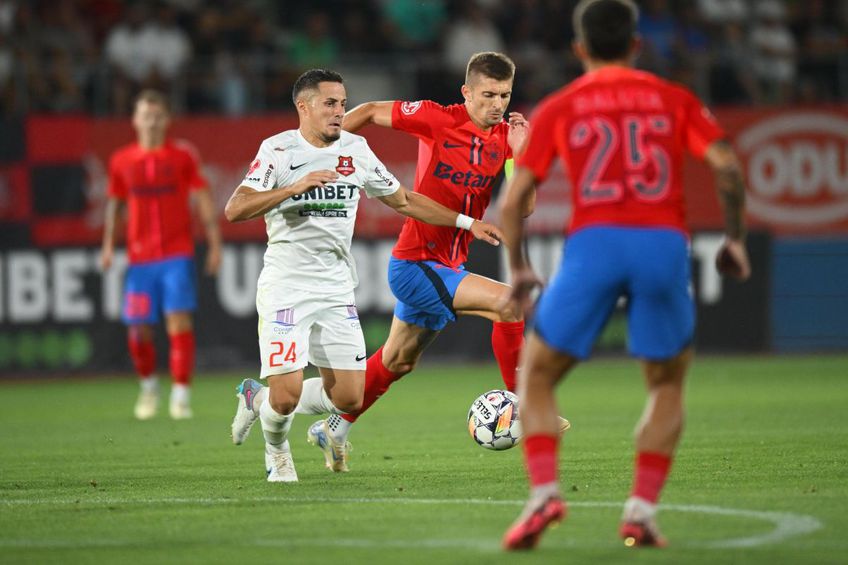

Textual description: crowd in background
[1,0,846,116]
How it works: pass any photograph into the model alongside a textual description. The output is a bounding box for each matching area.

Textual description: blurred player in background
[499,0,751,550]
[225,69,503,482]
[100,89,222,420]
[230,52,569,473]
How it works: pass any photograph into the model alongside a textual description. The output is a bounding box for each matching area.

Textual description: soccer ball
[467,390,522,450]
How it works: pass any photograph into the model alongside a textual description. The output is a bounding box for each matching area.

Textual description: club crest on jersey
[484,147,502,165]
[247,158,260,176]
[400,101,422,115]
[336,156,355,176]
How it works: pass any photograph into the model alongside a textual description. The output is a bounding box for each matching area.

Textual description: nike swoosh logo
[443,142,463,149]
[290,162,308,170]
[355,354,366,361]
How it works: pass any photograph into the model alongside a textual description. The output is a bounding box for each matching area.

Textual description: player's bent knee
[269,398,298,416]
[496,298,523,323]
[332,395,362,414]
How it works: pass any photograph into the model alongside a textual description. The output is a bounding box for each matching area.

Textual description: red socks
[169,331,195,385]
[492,321,524,392]
[523,434,559,487]
[631,451,672,503]
[127,331,155,378]
[342,346,402,423]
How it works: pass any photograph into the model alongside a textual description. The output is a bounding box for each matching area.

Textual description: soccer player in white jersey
[224,69,503,482]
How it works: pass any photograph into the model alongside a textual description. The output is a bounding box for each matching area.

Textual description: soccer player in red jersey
[229,53,568,470]
[100,89,222,421]
[500,0,751,550]
[291,52,570,466]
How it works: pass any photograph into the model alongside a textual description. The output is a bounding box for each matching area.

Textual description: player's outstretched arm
[99,197,125,270]
[378,187,502,246]
[224,170,339,222]
[704,140,751,281]
[342,101,394,133]
[499,166,543,315]
[192,188,223,274]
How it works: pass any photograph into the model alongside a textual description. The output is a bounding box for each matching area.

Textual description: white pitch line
[0,496,822,550]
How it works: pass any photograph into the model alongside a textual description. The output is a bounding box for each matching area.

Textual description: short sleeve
[240,140,279,192]
[106,153,127,199]
[681,90,724,159]
[391,100,451,140]
[516,99,559,183]
[362,144,400,199]
[176,140,208,191]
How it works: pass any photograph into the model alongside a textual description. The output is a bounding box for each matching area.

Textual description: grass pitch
[1,355,846,564]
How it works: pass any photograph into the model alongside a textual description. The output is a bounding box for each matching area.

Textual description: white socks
[294,378,339,415]
[294,378,353,443]
[259,378,353,446]
[622,497,657,522]
[260,395,293,453]
[327,414,352,443]
[140,375,159,394]
[170,383,190,405]
[530,482,561,505]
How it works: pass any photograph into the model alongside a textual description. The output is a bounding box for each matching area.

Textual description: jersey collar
[296,129,341,151]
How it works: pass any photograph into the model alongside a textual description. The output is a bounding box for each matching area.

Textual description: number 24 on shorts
[269,341,297,366]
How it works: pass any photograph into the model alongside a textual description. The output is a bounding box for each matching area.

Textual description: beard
[320,129,341,143]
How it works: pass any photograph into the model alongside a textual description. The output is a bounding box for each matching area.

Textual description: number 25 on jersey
[570,114,671,204]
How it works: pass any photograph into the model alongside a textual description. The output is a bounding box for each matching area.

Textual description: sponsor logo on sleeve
[262,164,275,188]
[247,158,260,176]
[374,166,394,186]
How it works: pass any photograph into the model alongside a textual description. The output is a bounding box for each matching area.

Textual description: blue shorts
[122,257,197,325]
[535,226,694,361]
[388,256,471,331]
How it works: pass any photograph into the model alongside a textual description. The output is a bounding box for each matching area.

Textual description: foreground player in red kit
[100,90,222,420]
[230,52,568,471]
[500,0,751,550]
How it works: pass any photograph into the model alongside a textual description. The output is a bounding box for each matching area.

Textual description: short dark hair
[292,69,344,106]
[465,52,515,84]
[573,0,638,61]
[134,89,170,112]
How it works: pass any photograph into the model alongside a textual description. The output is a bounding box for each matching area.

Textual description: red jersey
[390,100,512,267]
[107,139,207,264]
[518,67,724,234]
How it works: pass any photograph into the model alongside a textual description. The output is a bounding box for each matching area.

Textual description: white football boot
[232,378,263,444]
[169,385,193,420]
[134,390,159,420]
[307,419,351,473]
[265,446,298,483]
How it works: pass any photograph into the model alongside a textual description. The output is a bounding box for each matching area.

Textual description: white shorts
[256,286,366,378]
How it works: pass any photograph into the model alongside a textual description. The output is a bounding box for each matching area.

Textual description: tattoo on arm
[711,141,747,240]
[716,165,746,240]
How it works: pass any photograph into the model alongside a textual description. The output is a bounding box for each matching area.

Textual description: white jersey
[241,129,399,292]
